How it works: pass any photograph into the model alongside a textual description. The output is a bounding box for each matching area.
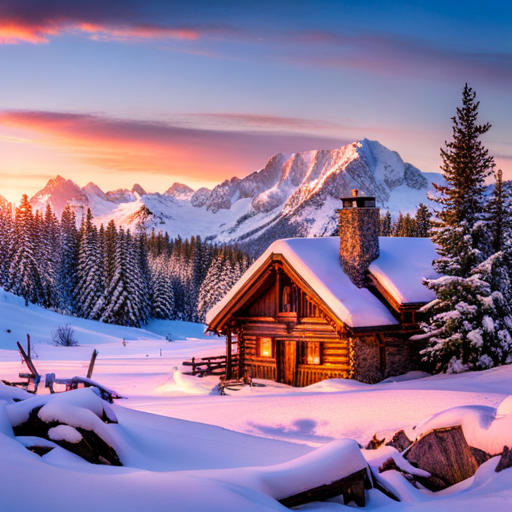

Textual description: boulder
[496,446,512,473]
[405,426,478,491]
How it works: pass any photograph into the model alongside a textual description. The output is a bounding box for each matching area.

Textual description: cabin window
[259,337,273,358]
[306,342,321,365]
[282,286,291,312]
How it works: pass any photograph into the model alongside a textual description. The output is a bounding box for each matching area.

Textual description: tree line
[0,197,250,327]
[379,203,432,238]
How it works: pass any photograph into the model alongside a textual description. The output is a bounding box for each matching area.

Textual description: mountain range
[26,139,443,254]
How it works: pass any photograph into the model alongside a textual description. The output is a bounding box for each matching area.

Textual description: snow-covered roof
[206,236,438,330]
[369,237,439,305]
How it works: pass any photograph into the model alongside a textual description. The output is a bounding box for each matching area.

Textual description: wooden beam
[17,341,38,377]
[226,328,232,380]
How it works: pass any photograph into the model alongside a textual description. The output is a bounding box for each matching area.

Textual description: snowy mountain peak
[27,139,443,254]
[165,183,195,200]
[30,176,89,216]
[132,184,147,196]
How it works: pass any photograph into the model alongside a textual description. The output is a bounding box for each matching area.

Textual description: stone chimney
[337,189,380,288]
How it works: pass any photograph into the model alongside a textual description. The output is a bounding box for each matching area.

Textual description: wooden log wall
[239,318,351,387]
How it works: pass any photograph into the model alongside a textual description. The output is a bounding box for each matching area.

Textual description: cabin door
[276,340,297,386]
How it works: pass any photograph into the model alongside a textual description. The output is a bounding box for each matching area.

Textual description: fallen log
[278,468,369,508]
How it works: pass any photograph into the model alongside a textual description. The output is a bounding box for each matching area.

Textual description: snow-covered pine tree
[58,204,79,313]
[74,208,104,319]
[0,197,13,287]
[39,203,60,308]
[197,254,226,322]
[134,226,152,325]
[100,228,145,327]
[7,195,44,306]
[149,254,175,319]
[419,84,508,373]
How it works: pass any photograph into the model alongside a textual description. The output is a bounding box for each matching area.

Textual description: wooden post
[275,265,280,314]
[87,349,98,379]
[27,334,31,360]
[226,328,232,380]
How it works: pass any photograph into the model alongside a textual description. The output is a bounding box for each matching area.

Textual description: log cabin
[206,191,439,385]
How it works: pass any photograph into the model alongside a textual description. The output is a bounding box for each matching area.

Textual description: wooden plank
[17,341,38,377]
[87,349,98,379]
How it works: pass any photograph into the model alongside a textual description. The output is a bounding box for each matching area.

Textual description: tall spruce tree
[74,208,104,319]
[0,197,13,287]
[419,85,512,373]
[415,203,432,238]
[58,205,79,313]
[7,195,43,306]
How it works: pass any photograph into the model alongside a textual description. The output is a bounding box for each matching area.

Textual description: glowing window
[259,338,273,358]
[307,342,321,365]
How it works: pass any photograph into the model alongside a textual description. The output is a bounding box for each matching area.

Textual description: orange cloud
[0,20,201,44]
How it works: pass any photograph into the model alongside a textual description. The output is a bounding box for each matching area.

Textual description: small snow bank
[0,382,33,402]
[415,395,512,455]
[156,368,214,395]
[231,438,368,500]
[304,378,370,393]
[380,371,431,384]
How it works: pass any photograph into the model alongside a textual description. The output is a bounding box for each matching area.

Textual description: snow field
[2,290,512,511]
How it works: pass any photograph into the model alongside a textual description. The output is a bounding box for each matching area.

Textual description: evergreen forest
[0,197,250,327]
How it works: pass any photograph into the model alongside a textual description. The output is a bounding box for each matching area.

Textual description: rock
[378,457,401,473]
[471,446,492,467]
[405,426,479,491]
[496,446,512,473]
[386,430,412,452]
[365,433,386,450]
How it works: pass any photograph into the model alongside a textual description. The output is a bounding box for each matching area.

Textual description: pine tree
[74,208,104,319]
[39,204,60,308]
[487,169,512,253]
[419,85,509,373]
[0,198,13,287]
[430,83,495,277]
[58,205,79,313]
[7,195,44,306]
[380,211,392,236]
[150,255,175,319]
[415,203,432,238]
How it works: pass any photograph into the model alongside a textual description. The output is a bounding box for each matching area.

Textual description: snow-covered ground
[1,289,512,511]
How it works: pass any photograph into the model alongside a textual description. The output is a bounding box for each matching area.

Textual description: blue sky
[0,0,511,201]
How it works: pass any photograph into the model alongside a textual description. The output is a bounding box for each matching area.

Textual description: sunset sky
[1,0,511,202]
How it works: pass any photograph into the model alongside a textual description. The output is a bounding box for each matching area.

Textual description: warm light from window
[307,343,320,365]
[260,338,272,357]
